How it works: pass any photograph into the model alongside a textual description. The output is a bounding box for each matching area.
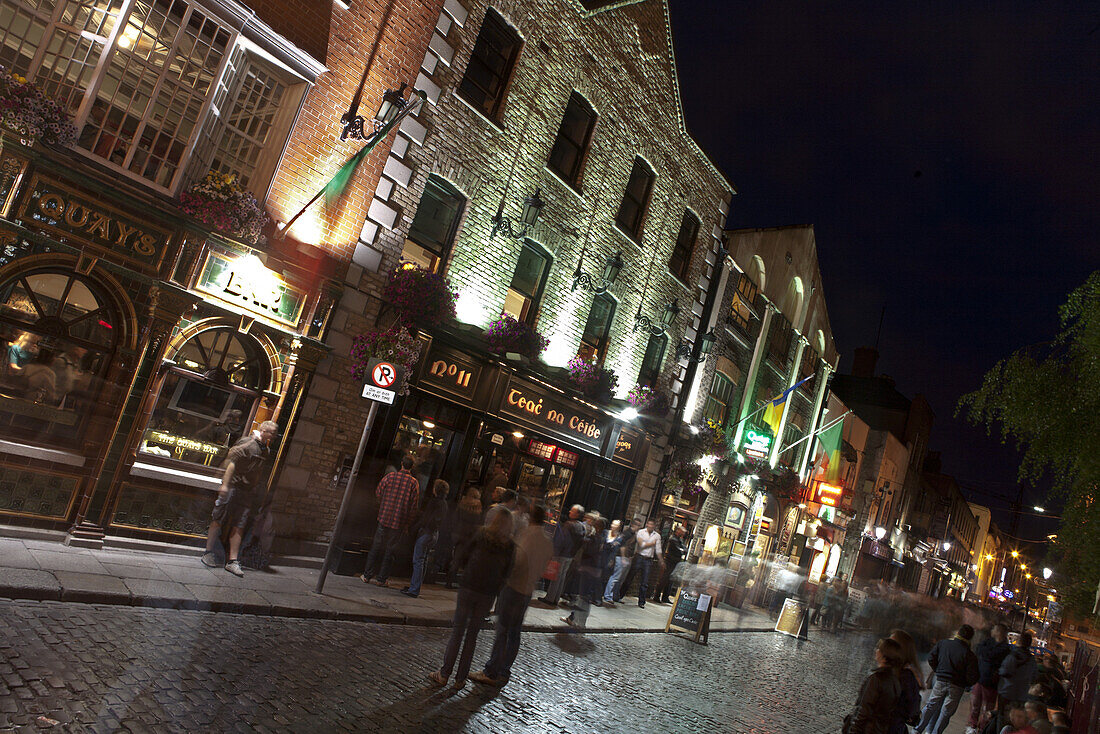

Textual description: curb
[0,588,774,634]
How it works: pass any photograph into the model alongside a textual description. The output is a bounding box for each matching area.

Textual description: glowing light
[1011,550,1019,558]
[1033,506,1045,513]
[1043,567,1052,579]
[874,526,886,540]
[816,482,843,507]
[698,454,717,468]
[688,425,700,435]
[985,554,994,561]
[421,421,435,429]
[619,406,639,421]
[942,541,952,551]
[512,431,524,439]
[117,25,140,48]
[454,290,492,327]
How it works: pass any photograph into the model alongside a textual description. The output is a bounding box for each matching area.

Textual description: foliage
[665,452,705,498]
[566,357,619,400]
[0,67,77,146]
[484,315,548,359]
[178,170,269,245]
[958,271,1100,617]
[383,264,457,330]
[348,324,422,396]
[626,383,670,414]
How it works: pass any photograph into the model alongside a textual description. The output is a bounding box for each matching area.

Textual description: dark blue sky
[670,1,1100,538]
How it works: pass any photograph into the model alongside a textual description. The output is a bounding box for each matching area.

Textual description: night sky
[669,1,1100,540]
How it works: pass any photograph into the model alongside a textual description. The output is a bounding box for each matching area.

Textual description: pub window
[140,327,268,468]
[576,293,616,366]
[0,269,118,446]
[1,0,308,194]
[401,176,466,272]
[638,331,667,386]
[702,371,734,427]
[502,240,551,323]
[615,157,655,240]
[668,210,700,283]
[547,92,596,187]
[457,7,522,121]
[768,315,794,363]
[729,272,758,331]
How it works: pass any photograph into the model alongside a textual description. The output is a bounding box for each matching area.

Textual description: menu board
[775,598,809,639]
[665,588,711,644]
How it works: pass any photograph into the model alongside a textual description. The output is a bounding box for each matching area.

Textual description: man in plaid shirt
[361,455,420,587]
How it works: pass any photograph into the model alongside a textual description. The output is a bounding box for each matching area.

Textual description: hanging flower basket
[178,170,269,245]
[0,67,77,147]
[665,453,705,498]
[349,324,423,396]
[383,264,457,330]
[626,383,671,414]
[484,315,548,360]
[566,357,619,401]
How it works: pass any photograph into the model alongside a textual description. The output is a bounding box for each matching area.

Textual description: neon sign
[817,482,843,507]
[742,428,772,459]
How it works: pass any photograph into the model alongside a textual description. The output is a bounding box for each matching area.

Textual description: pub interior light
[512,430,524,439]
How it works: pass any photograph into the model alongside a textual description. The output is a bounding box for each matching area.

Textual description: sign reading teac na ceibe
[361,358,403,404]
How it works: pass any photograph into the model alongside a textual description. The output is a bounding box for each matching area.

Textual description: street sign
[361,357,404,404]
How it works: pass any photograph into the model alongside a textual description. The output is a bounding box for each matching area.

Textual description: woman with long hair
[430,509,515,689]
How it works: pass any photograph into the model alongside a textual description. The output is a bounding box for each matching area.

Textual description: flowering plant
[349,324,423,396]
[484,315,548,360]
[626,383,670,414]
[566,356,619,400]
[178,170,269,245]
[665,453,705,498]
[383,264,457,330]
[0,68,77,146]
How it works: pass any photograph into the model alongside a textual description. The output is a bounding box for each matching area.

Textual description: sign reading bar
[775,597,809,640]
[496,375,611,453]
[419,346,483,404]
[196,251,307,327]
[665,588,711,645]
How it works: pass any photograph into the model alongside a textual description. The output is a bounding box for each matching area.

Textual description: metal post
[315,400,381,594]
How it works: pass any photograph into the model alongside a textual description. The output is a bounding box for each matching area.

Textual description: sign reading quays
[497,376,611,452]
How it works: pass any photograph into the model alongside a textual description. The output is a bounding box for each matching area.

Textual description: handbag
[543,558,561,581]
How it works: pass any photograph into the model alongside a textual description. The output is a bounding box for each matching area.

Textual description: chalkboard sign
[665,588,711,644]
[775,598,809,640]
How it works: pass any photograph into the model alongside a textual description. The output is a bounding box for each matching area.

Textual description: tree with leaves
[958,272,1100,618]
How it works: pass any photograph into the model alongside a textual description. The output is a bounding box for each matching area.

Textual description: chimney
[852,346,879,378]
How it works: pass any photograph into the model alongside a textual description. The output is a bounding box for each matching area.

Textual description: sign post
[315,358,404,594]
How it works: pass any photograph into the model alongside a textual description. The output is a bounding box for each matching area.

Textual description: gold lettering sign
[195,251,306,327]
[498,377,609,451]
[418,347,483,404]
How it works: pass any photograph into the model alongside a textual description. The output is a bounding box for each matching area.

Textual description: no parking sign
[361,358,403,404]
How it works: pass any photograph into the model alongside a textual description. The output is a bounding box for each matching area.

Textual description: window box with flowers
[626,383,670,415]
[0,68,77,147]
[484,315,549,361]
[349,325,423,396]
[567,357,619,402]
[178,171,269,246]
[383,264,457,330]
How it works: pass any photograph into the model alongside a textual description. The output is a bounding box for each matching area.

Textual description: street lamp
[675,329,716,362]
[491,188,545,239]
[572,246,624,293]
[1011,550,1019,558]
[634,299,680,334]
[942,541,952,551]
[341,81,412,140]
[874,526,887,540]
[1043,567,1052,580]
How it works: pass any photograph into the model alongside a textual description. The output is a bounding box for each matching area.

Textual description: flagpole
[275,91,425,240]
[724,376,814,448]
[773,410,851,460]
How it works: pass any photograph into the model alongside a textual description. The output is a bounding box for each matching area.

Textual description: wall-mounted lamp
[491,188,544,239]
[342,81,412,141]
[572,246,623,294]
[874,526,887,540]
[634,299,680,334]
[675,329,716,362]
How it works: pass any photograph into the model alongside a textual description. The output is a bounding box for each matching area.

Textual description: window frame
[729,272,759,331]
[546,92,597,188]
[668,209,700,283]
[503,239,552,324]
[577,292,616,367]
[702,370,735,427]
[638,331,668,386]
[456,7,523,122]
[402,176,467,272]
[768,315,794,364]
[614,157,655,241]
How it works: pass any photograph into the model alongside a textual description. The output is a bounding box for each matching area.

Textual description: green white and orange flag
[814,421,843,483]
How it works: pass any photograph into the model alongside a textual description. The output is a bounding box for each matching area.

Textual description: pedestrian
[996,702,1040,734]
[538,504,584,606]
[468,504,554,687]
[809,578,828,625]
[629,518,662,609]
[889,629,924,734]
[429,509,515,689]
[401,479,448,598]
[444,486,483,589]
[997,632,1038,706]
[360,455,420,588]
[1049,711,1069,734]
[969,623,1012,734]
[201,421,278,577]
[655,524,687,604]
[822,576,847,632]
[1023,702,1051,734]
[599,519,623,598]
[915,624,981,734]
[512,496,531,539]
[485,488,518,536]
[561,516,605,631]
[607,517,640,604]
[844,637,903,734]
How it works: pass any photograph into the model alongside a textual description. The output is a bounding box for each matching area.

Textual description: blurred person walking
[429,510,515,689]
[561,516,605,630]
[539,504,585,606]
[607,518,640,604]
[360,455,420,588]
[444,486,483,589]
[915,624,980,734]
[844,637,904,734]
[968,623,1011,734]
[654,524,687,604]
[889,629,924,734]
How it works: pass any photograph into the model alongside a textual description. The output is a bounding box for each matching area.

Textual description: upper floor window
[638,331,667,386]
[401,176,465,272]
[457,7,521,121]
[615,157,654,240]
[576,293,615,366]
[729,272,758,331]
[1,0,307,195]
[768,315,794,364]
[547,92,596,187]
[702,371,735,427]
[669,210,700,282]
[502,240,550,323]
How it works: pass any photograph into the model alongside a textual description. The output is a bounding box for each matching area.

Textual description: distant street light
[942,541,952,551]
[1034,505,1046,513]
[1043,567,1052,580]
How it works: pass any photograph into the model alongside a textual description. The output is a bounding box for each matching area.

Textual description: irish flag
[814,421,843,483]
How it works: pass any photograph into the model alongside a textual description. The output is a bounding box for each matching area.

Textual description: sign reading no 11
[361,357,404,404]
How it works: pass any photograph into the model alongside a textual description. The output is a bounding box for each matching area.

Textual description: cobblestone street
[0,598,880,733]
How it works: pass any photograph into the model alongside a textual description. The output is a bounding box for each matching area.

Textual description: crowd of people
[844,621,1073,734]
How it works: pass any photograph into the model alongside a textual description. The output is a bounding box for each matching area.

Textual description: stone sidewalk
[0,534,776,634]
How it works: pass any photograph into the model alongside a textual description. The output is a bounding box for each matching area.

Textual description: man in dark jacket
[915,624,980,734]
[402,479,449,598]
[968,623,1010,734]
[538,504,584,606]
[998,631,1038,705]
[654,525,687,604]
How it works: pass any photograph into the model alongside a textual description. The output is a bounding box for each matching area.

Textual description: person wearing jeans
[361,455,420,588]
[402,479,449,598]
[632,519,662,609]
[915,624,980,734]
[968,623,1010,733]
[538,505,584,606]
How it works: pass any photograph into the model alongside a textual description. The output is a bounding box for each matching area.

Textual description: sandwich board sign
[665,588,712,645]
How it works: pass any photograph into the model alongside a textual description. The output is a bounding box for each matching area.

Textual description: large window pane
[615,157,654,239]
[547,92,596,186]
[577,293,615,365]
[402,176,465,272]
[457,8,521,120]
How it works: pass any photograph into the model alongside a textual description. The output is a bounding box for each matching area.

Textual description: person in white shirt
[633,519,663,609]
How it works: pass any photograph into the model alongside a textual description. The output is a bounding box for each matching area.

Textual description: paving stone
[55,572,131,604]
[26,551,107,575]
[0,569,61,600]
